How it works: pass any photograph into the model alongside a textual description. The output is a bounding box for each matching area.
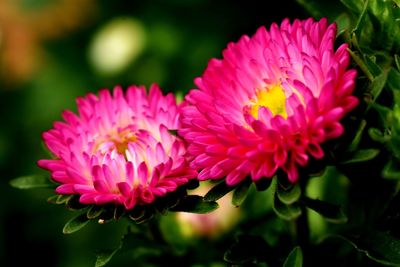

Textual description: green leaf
[277,183,301,205]
[9,175,54,189]
[62,212,90,234]
[272,192,301,221]
[347,49,374,81]
[347,119,367,152]
[335,13,351,36]
[232,179,252,206]
[395,55,400,71]
[339,149,380,164]
[368,71,388,103]
[343,231,400,266]
[283,246,303,267]
[169,195,219,214]
[95,248,120,267]
[204,181,236,202]
[303,197,348,223]
[350,0,369,37]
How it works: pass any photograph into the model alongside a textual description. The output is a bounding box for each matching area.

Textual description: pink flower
[180,18,358,185]
[38,84,197,210]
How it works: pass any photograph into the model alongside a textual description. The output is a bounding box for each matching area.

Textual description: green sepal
[231,178,252,207]
[277,183,301,205]
[254,177,273,191]
[169,195,219,214]
[62,212,91,234]
[204,180,236,202]
[128,206,155,224]
[47,194,74,205]
[87,205,105,219]
[272,193,301,221]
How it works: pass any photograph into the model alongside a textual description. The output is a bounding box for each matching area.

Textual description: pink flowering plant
[9,0,400,266]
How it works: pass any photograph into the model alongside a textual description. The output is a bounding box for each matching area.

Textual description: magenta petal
[226,170,247,186]
[117,182,132,197]
[56,184,75,194]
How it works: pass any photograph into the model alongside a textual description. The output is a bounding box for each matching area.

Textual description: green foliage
[303,197,348,224]
[343,231,400,266]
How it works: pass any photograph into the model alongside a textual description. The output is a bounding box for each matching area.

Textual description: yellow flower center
[112,127,137,154]
[249,84,287,119]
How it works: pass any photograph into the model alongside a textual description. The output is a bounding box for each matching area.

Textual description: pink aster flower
[38,84,197,210]
[180,18,358,185]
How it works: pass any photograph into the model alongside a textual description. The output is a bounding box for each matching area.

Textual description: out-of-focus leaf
[169,195,218,214]
[232,179,252,206]
[9,175,54,189]
[343,231,400,266]
[224,235,269,264]
[62,212,90,234]
[339,149,380,164]
[204,181,236,202]
[277,183,301,205]
[383,158,400,180]
[95,248,120,267]
[283,246,303,267]
[369,128,391,143]
[167,129,178,136]
[272,192,301,221]
[303,197,348,223]
[395,55,400,71]
[335,13,351,36]
[340,0,364,14]
[388,68,400,91]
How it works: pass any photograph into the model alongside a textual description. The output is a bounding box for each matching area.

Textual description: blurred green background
[0,0,308,266]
